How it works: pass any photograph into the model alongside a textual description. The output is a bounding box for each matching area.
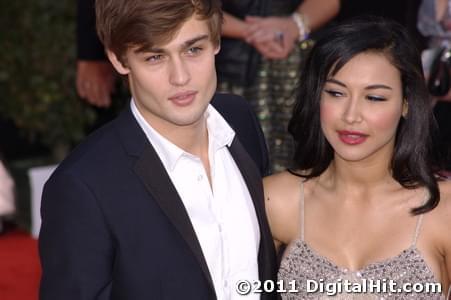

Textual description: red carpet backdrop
[0,230,40,300]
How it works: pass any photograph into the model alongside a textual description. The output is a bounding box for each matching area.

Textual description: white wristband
[291,12,310,41]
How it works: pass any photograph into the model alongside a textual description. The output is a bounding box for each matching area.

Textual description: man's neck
[153,116,209,157]
[160,117,212,187]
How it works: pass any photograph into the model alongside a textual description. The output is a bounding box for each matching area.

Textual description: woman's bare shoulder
[264,171,301,195]
[423,180,451,227]
[437,179,451,219]
[263,170,306,244]
[436,180,451,287]
[425,181,451,249]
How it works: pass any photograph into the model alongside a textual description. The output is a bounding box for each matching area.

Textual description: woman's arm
[244,0,340,59]
[294,0,340,32]
[263,172,302,253]
[221,12,247,40]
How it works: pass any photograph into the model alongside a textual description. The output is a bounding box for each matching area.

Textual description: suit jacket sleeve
[77,0,106,60]
[39,171,113,299]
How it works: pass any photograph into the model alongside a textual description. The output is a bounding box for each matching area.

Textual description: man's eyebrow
[146,34,210,53]
[325,79,393,90]
[182,34,209,48]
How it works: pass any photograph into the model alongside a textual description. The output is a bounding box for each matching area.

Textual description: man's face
[108,15,220,135]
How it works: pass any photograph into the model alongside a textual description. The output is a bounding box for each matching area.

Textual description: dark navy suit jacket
[39,93,277,300]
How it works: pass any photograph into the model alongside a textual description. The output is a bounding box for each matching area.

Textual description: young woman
[264,17,451,299]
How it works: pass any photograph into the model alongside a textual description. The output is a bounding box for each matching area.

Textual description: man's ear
[106,49,130,75]
[214,43,221,55]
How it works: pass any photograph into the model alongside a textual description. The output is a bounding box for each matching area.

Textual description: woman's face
[320,51,407,164]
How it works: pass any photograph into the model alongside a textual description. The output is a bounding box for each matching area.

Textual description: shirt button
[224,280,228,288]
[197,174,203,181]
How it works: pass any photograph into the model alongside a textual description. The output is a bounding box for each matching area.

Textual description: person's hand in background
[244,15,300,60]
[76,60,116,108]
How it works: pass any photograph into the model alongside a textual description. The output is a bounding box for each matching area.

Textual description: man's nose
[169,58,190,86]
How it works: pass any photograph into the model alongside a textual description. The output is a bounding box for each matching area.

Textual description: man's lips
[337,130,369,145]
[168,91,198,106]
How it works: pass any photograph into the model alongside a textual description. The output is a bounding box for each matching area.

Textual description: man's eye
[187,47,202,55]
[145,54,163,62]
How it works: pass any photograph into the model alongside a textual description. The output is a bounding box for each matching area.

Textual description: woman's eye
[367,95,386,101]
[324,89,343,97]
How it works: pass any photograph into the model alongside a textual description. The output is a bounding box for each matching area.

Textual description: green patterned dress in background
[217,0,313,173]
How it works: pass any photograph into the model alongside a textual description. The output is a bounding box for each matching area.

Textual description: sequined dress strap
[299,180,305,241]
[410,189,429,247]
[411,210,424,246]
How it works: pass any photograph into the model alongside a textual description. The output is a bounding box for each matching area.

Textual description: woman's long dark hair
[288,17,442,214]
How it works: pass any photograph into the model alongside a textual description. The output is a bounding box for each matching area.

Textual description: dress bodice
[277,182,446,299]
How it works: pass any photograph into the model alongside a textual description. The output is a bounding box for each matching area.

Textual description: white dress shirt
[131,99,260,300]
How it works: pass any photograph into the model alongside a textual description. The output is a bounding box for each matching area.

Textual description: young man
[39,1,277,299]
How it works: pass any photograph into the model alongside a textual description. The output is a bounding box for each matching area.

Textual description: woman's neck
[319,156,396,198]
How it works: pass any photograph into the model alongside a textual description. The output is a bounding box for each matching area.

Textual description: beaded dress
[278,182,447,299]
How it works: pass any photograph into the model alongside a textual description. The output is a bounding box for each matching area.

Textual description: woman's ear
[402,99,409,118]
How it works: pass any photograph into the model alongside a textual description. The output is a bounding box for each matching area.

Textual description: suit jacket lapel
[228,137,277,286]
[116,107,215,297]
[228,138,266,237]
[132,140,216,298]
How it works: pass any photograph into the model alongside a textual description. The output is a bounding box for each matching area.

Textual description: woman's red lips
[337,130,368,145]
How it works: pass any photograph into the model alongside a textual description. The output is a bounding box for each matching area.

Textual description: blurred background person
[418,0,451,172]
[76,0,128,132]
[217,0,340,172]
[76,0,115,108]
[336,0,424,46]
[0,155,15,234]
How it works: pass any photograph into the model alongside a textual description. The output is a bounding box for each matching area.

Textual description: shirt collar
[205,103,235,151]
[130,98,235,171]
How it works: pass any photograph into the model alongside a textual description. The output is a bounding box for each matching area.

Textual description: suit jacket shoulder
[211,93,269,176]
